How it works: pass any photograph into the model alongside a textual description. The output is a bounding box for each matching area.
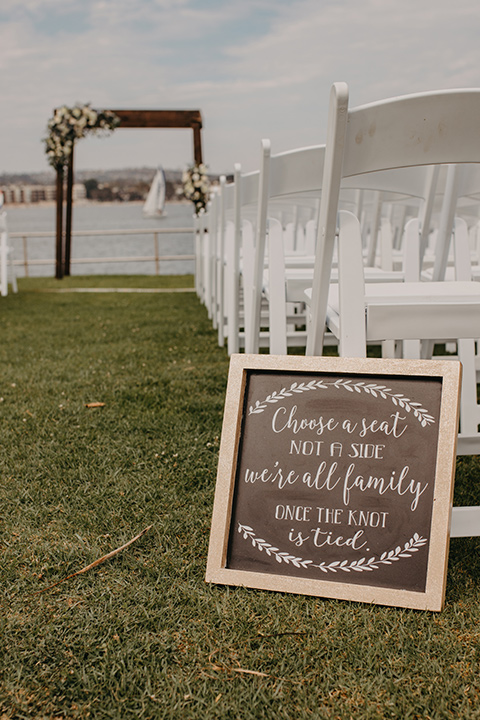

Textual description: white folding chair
[201,189,217,321]
[305,82,480,534]
[0,210,18,297]
[223,165,268,355]
[246,141,325,355]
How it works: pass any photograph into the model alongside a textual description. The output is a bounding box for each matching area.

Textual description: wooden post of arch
[55,109,203,279]
[55,166,64,279]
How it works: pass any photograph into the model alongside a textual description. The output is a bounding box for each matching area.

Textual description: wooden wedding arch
[55,109,203,279]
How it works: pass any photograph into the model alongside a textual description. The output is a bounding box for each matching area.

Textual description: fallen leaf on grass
[232,668,269,678]
[85,402,106,408]
[32,525,153,595]
[258,631,308,638]
[208,655,269,678]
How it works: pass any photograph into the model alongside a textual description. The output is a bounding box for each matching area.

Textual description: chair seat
[326,280,480,341]
[267,265,404,304]
[422,265,480,282]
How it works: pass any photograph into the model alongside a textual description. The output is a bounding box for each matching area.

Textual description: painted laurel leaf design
[249,378,435,426]
[237,524,427,573]
[238,525,312,568]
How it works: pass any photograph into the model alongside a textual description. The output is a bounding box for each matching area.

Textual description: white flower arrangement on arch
[44,103,120,170]
[182,163,210,215]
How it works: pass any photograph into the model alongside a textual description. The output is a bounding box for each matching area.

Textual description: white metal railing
[10,226,196,276]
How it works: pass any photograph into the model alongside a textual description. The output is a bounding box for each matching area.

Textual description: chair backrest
[307,82,480,355]
[247,141,327,353]
[269,145,325,198]
[345,89,480,175]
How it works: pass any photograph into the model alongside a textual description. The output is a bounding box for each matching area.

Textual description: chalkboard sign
[206,355,461,611]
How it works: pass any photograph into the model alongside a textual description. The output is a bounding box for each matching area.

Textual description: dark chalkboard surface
[206,355,461,611]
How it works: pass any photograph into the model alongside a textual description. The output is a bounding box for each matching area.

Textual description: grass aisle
[0,277,480,719]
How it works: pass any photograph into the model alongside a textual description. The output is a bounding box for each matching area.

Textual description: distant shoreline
[4,198,191,209]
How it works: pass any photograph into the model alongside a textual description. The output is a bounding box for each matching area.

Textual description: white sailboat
[143,167,166,217]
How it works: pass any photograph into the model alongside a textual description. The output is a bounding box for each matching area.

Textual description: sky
[2,0,480,176]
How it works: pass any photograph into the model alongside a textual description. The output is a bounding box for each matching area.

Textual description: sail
[143,167,166,217]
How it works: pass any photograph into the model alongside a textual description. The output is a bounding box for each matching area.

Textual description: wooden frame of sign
[206,354,462,611]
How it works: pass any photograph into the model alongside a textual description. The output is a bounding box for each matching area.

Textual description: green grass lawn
[1,276,480,719]
[18,274,195,290]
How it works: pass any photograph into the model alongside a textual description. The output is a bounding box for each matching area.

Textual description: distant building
[1,184,86,204]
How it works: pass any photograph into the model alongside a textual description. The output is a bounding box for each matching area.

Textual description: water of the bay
[6,202,195,276]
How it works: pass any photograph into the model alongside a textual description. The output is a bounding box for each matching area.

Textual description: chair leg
[381,340,396,358]
[9,252,17,293]
[458,338,480,435]
[0,231,8,297]
[337,212,367,358]
[403,339,421,359]
[267,218,287,355]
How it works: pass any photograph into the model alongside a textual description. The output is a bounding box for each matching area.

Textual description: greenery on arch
[44,103,120,170]
[182,162,210,215]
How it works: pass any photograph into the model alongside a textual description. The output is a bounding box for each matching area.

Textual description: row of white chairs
[198,165,477,367]
[197,85,480,437]
[196,84,480,434]
[195,82,480,537]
